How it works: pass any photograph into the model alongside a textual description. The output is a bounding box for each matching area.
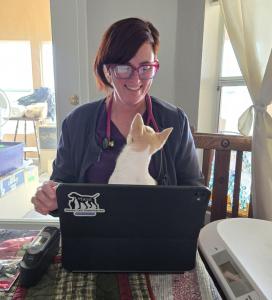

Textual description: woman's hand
[31,180,58,215]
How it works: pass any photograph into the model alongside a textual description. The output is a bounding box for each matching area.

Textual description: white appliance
[199,218,272,300]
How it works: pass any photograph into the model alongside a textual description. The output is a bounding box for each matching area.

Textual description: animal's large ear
[130,113,144,136]
[157,127,173,149]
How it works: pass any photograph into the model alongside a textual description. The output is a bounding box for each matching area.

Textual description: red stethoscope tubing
[146,94,159,132]
[105,94,159,144]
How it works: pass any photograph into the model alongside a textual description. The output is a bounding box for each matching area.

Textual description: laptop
[56,183,210,272]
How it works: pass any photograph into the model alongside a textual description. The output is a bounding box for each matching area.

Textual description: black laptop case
[56,184,210,272]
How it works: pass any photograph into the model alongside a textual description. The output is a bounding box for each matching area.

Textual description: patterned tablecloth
[0,229,222,300]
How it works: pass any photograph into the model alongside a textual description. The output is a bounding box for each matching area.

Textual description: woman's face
[109,42,156,107]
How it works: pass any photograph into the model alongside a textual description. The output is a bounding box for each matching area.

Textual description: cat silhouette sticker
[64,192,105,217]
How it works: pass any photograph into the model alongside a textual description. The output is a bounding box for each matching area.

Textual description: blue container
[0,142,24,176]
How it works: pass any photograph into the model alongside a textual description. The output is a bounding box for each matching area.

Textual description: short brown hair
[94,18,160,91]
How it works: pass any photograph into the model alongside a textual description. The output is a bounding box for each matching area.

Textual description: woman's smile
[124,84,143,91]
[110,42,155,106]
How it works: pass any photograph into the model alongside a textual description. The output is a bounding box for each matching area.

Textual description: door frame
[50,0,90,137]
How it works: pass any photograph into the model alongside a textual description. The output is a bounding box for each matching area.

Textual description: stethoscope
[101,93,168,184]
[102,93,159,150]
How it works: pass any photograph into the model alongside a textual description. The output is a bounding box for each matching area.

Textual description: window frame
[215,27,252,215]
[217,27,250,134]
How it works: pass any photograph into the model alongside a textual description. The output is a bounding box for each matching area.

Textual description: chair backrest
[192,132,252,222]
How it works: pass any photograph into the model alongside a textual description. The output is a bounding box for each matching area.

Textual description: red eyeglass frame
[106,60,160,79]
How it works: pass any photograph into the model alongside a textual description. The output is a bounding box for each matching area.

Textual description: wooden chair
[192,132,252,222]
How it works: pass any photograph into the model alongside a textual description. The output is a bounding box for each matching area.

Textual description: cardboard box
[39,126,57,149]
[3,134,39,159]
[40,149,56,174]
[0,168,25,197]
[0,164,39,219]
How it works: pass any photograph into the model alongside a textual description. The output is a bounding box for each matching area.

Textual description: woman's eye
[142,65,151,71]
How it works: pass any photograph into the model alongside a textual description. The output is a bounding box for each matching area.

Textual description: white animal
[67,192,100,210]
[109,113,173,185]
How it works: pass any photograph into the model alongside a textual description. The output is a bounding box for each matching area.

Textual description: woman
[31,17,203,215]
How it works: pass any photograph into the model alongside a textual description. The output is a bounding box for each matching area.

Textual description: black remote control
[19,226,60,287]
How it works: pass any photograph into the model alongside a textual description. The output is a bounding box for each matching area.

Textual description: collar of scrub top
[102,93,159,150]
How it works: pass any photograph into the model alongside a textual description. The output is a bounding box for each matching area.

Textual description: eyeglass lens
[113,65,157,79]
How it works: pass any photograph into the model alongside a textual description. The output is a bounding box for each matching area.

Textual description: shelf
[24,147,39,153]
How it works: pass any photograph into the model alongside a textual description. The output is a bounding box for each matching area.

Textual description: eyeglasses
[108,62,159,80]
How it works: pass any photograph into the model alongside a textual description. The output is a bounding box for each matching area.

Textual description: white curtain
[219,0,272,220]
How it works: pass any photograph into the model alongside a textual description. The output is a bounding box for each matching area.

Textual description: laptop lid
[56,183,210,272]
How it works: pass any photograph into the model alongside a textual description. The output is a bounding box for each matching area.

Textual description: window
[0,41,33,104]
[216,29,252,215]
[41,42,55,90]
[0,1,57,224]
[218,31,252,135]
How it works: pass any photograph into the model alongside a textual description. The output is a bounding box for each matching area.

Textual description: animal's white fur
[109,113,173,185]
[109,146,156,184]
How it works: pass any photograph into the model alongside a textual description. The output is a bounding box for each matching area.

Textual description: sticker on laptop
[64,192,105,217]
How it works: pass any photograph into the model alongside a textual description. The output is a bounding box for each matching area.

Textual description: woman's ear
[103,65,112,83]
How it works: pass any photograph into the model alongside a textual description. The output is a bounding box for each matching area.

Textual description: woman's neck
[106,94,147,137]
[109,94,146,116]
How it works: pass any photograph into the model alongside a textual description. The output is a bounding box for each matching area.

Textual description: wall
[1,1,208,133]
[175,0,205,129]
[0,0,52,88]
[198,1,223,133]
[85,0,205,128]
[86,0,178,104]
[50,0,205,132]
[0,0,51,39]
[198,1,272,132]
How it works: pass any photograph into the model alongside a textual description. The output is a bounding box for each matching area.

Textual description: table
[9,117,41,161]
[0,229,222,300]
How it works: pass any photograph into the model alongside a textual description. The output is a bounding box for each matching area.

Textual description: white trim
[216,76,246,132]
[50,0,89,139]
[218,76,246,86]
[0,219,59,230]
[76,0,90,103]
[215,14,225,132]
